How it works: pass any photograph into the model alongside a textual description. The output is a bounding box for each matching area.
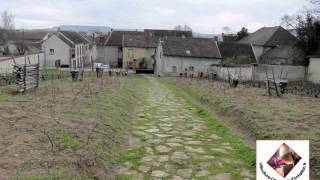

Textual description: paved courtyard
[117,77,255,179]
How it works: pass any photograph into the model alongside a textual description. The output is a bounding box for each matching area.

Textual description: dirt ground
[162,77,320,179]
[0,73,146,180]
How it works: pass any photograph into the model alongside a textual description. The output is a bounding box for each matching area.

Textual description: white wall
[157,56,220,76]
[255,64,306,81]
[308,58,320,84]
[155,43,220,76]
[42,34,70,67]
[210,66,253,81]
[0,53,44,73]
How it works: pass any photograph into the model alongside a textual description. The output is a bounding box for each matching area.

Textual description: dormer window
[186,50,191,55]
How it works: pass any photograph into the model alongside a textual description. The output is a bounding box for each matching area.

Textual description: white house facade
[42,31,90,69]
[155,37,222,77]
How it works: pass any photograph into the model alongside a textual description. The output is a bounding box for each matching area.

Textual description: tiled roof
[222,34,238,42]
[162,37,221,59]
[123,34,158,48]
[12,30,48,42]
[59,31,89,45]
[259,45,306,65]
[105,31,145,46]
[218,42,256,65]
[238,26,298,46]
[144,29,192,38]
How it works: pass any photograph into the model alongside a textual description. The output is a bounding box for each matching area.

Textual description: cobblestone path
[117,77,254,180]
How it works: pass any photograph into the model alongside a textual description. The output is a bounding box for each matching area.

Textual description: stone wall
[0,53,44,73]
[308,58,320,84]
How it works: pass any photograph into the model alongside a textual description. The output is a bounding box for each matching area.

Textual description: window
[186,50,191,55]
[49,49,54,55]
[172,66,177,73]
[189,66,194,71]
[160,52,162,59]
[128,49,134,58]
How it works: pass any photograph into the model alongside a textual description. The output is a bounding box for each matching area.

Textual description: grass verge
[161,79,256,168]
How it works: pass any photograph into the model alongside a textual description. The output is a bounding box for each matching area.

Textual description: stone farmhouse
[215,42,257,81]
[155,37,222,77]
[122,33,158,70]
[103,30,145,67]
[102,29,193,69]
[237,26,307,81]
[42,31,90,69]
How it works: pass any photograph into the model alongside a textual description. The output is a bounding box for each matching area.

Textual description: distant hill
[49,25,111,33]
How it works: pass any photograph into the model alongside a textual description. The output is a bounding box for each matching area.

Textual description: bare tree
[174,25,192,31]
[281,14,298,29]
[1,11,15,30]
[222,26,232,34]
[0,10,15,55]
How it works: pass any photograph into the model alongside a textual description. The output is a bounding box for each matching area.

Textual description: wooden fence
[13,64,40,92]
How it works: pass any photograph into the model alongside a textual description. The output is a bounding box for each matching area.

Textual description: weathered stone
[198,162,211,169]
[166,142,183,147]
[182,131,195,136]
[167,138,183,143]
[147,139,162,144]
[159,123,172,127]
[199,155,215,160]
[186,146,205,153]
[151,170,168,178]
[142,155,153,162]
[171,152,188,163]
[185,141,202,145]
[156,145,171,154]
[164,164,176,173]
[159,155,169,162]
[223,146,233,150]
[161,127,172,131]
[210,134,222,140]
[211,148,227,154]
[208,173,231,180]
[177,169,192,178]
[172,176,184,180]
[145,128,160,133]
[138,165,151,173]
[145,147,154,155]
[155,134,173,138]
[195,170,210,177]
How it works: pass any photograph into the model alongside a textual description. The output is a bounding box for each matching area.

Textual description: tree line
[281,0,320,56]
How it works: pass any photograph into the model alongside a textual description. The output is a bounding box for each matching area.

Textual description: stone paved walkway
[117,77,255,180]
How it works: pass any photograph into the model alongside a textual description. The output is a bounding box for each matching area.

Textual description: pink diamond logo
[267,143,301,178]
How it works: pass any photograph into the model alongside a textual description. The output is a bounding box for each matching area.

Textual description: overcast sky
[1,0,309,33]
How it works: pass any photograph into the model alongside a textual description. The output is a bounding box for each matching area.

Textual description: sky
[0,0,309,34]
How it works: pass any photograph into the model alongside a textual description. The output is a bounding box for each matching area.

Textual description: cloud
[0,0,308,33]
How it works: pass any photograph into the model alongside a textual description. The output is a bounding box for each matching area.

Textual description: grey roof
[222,34,238,42]
[56,33,74,47]
[162,37,221,59]
[12,30,48,42]
[58,31,89,47]
[144,29,192,38]
[259,45,306,65]
[105,31,145,46]
[218,42,256,65]
[238,26,298,46]
[123,34,158,48]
